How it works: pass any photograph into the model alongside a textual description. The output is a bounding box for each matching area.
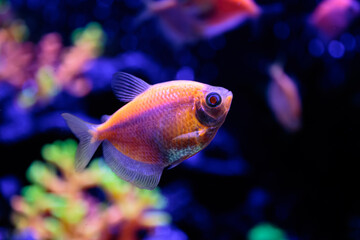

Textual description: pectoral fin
[172,128,207,142]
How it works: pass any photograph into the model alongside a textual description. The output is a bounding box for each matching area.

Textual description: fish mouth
[224,91,233,109]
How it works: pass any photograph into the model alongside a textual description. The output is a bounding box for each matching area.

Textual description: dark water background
[1,0,360,239]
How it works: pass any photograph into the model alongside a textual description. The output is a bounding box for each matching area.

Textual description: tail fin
[61,113,102,171]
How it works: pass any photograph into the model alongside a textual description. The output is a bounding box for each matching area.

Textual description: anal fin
[102,140,164,190]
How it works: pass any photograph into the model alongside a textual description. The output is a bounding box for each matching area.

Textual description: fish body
[62,72,232,189]
[145,0,260,44]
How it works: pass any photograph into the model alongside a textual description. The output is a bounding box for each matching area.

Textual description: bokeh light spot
[248,188,269,208]
[328,40,345,58]
[340,33,356,51]
[0,175,20,200]
[308,39,325,57]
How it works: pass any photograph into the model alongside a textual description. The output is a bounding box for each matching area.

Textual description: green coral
[11,139,170,240]
[71,22,106,56]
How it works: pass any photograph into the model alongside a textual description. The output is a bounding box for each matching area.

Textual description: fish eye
[206,92,221,107]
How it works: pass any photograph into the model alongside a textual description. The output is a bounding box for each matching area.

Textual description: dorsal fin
[112,72,151,102]
[101,114,111,123]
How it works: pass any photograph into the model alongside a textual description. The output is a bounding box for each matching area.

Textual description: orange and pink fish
[142,0,260,44]
[62,72,232,189]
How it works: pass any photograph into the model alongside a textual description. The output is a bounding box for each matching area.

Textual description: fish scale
[98,82,205,164]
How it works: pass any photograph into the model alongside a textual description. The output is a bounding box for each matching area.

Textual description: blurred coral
[11,139,171,240]
[55,22,105,98]
[0,1,105,108]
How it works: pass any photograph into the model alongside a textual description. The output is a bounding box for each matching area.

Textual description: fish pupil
[206,92,221,107]
[210,96,217,104]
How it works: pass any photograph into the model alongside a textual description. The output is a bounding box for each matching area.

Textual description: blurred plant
[15,22,106,109]
[0,0,30,88]
[11,139,171,240]
[247,223,288,240]
[0,0,106,108]
[53,22,106,98]
[0,0,28,42]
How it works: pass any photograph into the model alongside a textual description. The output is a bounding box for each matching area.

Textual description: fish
[267,64,302,132]
[309,0,360,40]
[62,72,232,189]
[142,0,260,44]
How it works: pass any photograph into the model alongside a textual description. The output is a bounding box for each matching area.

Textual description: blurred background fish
[267,63,302,132]
[141,0,260,44]
[309,0,360,40]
